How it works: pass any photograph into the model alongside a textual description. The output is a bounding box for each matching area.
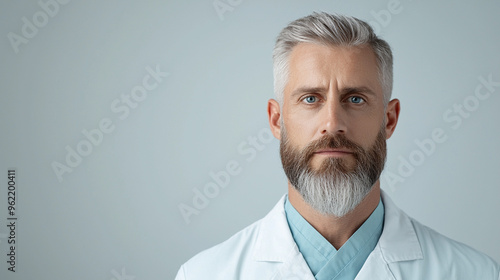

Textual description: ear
[267,99,281,140]
[384,99,400,139]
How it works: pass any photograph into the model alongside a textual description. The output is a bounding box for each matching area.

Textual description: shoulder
[181,217,263,273]
[411,217,499,269]
[175,195,289,280]
[395,212,499,279]
[380,191,499,279]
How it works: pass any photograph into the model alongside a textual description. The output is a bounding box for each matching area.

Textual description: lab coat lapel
[355,190,423,279]
[253,195,315,280]
[378,190,423,263]
[354,245,396,279]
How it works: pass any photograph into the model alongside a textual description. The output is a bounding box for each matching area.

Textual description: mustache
[301,134,365,162]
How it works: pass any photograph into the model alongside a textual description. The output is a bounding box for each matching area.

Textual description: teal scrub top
[284,196,384,279]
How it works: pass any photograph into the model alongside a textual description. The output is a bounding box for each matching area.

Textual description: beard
[280,123,387,217]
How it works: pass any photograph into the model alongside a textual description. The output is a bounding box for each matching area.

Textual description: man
[175,12,500,279]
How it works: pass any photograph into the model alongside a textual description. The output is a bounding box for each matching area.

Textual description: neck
[287,181,381,250]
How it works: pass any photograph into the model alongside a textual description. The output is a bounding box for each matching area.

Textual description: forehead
[285,43,383,98]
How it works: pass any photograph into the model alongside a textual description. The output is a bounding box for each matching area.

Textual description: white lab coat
[175,191,500,279]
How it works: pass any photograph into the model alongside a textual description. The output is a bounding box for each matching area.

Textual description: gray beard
[279,121,386,217]
[293,165,374,217]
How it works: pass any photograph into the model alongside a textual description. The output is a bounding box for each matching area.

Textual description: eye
[303,96,318,104]
[349,96,365,104]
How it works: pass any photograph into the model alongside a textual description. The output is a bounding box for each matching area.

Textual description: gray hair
[273,12,393,105]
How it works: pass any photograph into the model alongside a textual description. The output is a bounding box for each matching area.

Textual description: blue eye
[349,96,364,104]
[304,96,317,104]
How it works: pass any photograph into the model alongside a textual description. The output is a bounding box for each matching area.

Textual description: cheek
[284,115,317,146]
[350,118,384,147]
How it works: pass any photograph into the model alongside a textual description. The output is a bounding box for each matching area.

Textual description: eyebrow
[290,86,327,98]
[290,86,377,98]
[340,86,377,96]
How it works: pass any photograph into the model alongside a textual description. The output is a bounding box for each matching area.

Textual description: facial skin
[267,42,400,248]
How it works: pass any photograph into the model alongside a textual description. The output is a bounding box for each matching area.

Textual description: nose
[320,100,347,135]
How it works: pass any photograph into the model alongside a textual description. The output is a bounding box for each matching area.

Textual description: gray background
[0,0,499,279]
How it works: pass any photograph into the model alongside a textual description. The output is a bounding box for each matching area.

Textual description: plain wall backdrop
[0,1,499,279]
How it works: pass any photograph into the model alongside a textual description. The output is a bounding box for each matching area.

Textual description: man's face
[282,43,386,167]
[272,43,397,216]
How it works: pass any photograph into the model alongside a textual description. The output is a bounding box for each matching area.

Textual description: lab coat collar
[379,190,424,263]
[253,195,293,262]
[253,190,423,265]
[253,195,315,279]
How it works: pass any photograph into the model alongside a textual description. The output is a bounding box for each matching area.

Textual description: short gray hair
[273,12,393,105]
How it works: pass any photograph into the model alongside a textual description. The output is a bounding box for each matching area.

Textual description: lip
[314,149,353,156]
